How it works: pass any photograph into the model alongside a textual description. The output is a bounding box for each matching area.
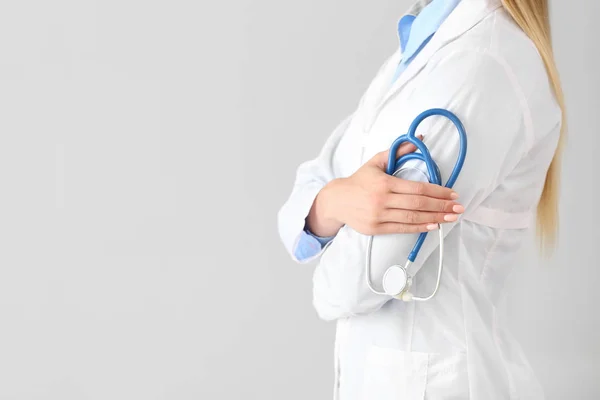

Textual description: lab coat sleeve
[277,113,354,264]
[312,50,533,321]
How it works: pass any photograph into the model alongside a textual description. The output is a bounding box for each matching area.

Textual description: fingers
[368,150,390,169]
[384,194,464,214]
[387,177,459,200]
[379,208,460,225]
[374,222,437,235]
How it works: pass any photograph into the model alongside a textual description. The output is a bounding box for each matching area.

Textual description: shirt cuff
[293,227,336,262]
[305,228,335,246]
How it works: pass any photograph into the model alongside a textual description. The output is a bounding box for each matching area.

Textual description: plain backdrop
[0,0,598,399]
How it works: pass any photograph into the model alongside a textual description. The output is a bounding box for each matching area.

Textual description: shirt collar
[398,0,462,63]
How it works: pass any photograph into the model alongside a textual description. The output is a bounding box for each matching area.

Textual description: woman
[277,0,564,398]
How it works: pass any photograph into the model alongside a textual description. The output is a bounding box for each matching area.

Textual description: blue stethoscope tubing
[387,108,468,262]
[365,108,467,301]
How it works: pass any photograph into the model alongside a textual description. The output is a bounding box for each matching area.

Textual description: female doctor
[278,0,565,399]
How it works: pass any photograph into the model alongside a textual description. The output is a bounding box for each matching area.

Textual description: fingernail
[452,204,465,213]
[444,214,459,222]
[450,192,459,200]
[427,224,438,231]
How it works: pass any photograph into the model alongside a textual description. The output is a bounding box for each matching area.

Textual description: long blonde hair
[501,0,566,251]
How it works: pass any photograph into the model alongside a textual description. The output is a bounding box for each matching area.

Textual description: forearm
[312,51,529,320]
[277,114,356,262]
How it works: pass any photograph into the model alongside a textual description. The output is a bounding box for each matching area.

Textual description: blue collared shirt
[392,0,462,83]
[295,0,461,262]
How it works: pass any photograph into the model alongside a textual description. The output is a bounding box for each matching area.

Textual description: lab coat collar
[375,0,503,112]
[399,0,462,63]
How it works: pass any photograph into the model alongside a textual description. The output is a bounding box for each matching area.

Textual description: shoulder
[424,8,561,143]
[428,9,545,91]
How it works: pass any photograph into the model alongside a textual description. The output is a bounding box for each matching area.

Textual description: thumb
[368,148,391,169]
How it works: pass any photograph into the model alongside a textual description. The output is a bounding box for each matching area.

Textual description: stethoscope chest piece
[382,265,412,297]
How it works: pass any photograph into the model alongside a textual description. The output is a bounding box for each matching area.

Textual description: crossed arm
[277,50,527,320]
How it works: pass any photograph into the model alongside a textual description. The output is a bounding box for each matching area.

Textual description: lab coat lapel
[359,0,431,115]
[373,0,503,114]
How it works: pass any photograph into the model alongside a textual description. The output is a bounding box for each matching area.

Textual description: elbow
[310,231,391,320]
[311,273,378,321]
[312,289,384,322]
[312,291,355,322]
[312,276,391,321]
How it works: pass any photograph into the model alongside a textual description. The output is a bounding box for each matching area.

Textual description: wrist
[320,179,345,221]
[306,179,345,237]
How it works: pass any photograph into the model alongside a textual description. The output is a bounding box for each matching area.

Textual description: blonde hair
[501,0,566,252]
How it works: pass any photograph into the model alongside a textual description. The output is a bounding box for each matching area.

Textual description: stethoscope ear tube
[365,108,467,301]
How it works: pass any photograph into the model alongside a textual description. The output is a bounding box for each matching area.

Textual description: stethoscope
[365,108,467,302]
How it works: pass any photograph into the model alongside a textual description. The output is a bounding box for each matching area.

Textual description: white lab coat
[277,0,561,398]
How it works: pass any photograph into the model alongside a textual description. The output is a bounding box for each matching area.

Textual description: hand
[307,139,464,237]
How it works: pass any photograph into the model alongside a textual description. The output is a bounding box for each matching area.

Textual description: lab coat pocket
[361,345,469,400]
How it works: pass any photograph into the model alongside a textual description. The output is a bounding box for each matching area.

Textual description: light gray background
[0,0,597,399]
